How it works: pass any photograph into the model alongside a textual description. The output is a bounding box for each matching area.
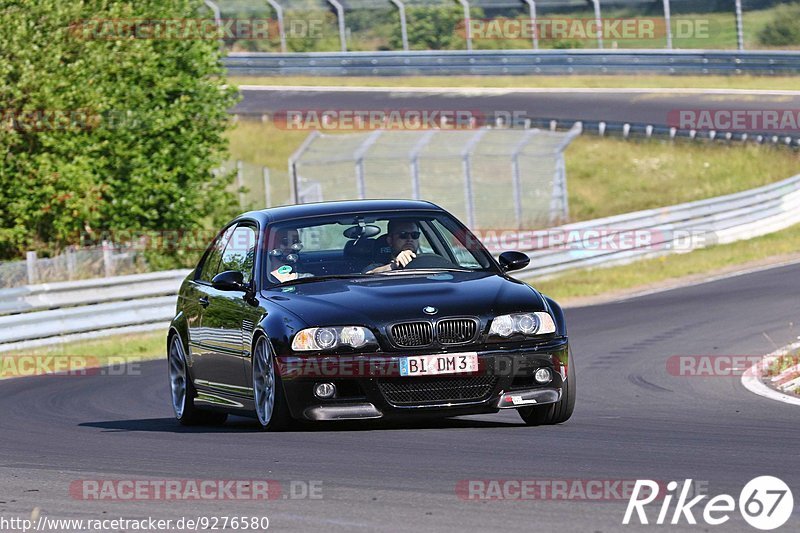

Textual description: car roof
[238,199,444,225]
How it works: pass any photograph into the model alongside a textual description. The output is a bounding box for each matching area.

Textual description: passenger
[269,228,309,283]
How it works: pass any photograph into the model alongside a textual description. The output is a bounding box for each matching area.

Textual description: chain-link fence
[288,125,581,230]
[203,0,798,52]
[222,159,293,211]
[0,245,148,289]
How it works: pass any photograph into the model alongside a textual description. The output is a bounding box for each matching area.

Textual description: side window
[219,224,257,284]
[197,225,235,283]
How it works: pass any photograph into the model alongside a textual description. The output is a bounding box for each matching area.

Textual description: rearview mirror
[498,251,530,272]
[212,270,246,292]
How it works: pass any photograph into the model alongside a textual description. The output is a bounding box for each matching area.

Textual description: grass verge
[0,330,165,379]
[230,75,800,91]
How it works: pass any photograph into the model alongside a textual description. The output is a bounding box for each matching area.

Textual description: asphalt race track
[236,87,800,133]
[1,261,799,532]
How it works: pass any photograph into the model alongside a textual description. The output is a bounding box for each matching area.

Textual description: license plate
[399,352,478,377]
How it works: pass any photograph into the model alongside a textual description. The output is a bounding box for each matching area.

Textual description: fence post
[591,0,603,49]
[390,0,409,51]
[236,160,246,209]
[66,246,77,280]
[408,130,436,200]
[266,0,287,53]
[102,241,114,277]
[326,0,348,52]
[461,129,487,228]
[523,0,538,50]
[662,0,672,49]
[510,129,539,229]
[735,0,744,51]
[288,130,321,204]
[263,167,271,208]
[457,0,472,51]
[353,130,383,199]
[26,251,38,285]
[550,122,582,224]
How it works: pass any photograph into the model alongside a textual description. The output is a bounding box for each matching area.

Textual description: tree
[391,6,466,50]
[0,0,239,262]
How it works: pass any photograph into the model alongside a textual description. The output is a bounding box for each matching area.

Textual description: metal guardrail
[0,296,178,346]
[2,170,800,346]
[529,119,800,148]
[507,172,800,279]
[0,270,189,316]
[0,270,189,348]
[224,50,800,76]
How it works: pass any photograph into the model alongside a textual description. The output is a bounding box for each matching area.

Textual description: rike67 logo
[623,477,794,530]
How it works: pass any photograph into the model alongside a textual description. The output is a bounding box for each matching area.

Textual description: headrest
[344,238,376,259]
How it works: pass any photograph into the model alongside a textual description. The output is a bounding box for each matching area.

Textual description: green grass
[1,330,166,379]
[230,74,800,91]
[565,136,800,221]
[528,222,800,302]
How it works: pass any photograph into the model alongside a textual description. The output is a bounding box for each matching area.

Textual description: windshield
[263,211,496,286]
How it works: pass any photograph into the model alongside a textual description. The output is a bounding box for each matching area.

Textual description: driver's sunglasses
[397,231,420,240]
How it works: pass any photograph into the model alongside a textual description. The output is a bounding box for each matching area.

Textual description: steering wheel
[403,253,457,269]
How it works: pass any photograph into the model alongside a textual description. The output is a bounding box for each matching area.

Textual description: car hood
[263,272,547,326]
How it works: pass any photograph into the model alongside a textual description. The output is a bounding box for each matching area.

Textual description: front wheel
[168,334,227,426]
[252,336,292,431]
[518,353,575,426]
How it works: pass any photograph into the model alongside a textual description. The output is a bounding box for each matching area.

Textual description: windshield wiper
[277,274,371,287]
[376,267,477,275]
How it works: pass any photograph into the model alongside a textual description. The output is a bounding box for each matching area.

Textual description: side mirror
[498,251,530,272]
[211,270,246,292]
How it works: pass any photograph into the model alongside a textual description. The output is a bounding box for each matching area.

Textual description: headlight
[292,326,377,351]
[489,312,556,337]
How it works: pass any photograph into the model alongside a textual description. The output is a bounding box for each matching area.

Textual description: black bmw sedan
[168,200,575,430]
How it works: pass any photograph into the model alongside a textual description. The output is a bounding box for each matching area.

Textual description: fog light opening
[534,368,552,384]
[314,382,336,399]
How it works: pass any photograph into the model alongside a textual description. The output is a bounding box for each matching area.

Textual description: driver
[365,220,420,274]
[269,227,310,283]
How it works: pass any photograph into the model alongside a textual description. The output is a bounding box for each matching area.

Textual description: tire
[518,353,576,426]
[252,336,292,431]
[168,334,228,426]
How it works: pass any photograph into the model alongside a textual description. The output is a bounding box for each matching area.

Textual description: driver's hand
[395,250,416,268]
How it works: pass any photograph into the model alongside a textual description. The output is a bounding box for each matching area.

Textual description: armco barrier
[0,296,178,345]
[0,269,190,316]
[509,173,800,279]
[0,270,190,350]
[224,50,800,76]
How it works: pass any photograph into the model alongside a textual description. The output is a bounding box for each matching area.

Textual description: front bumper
[277,338,569,421]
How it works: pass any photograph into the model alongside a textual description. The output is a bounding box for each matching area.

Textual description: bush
[0,0,240,262]
[758,2,800,46]
[391,6,467,50]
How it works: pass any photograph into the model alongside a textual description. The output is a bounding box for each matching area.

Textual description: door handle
[199,296,210,308]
